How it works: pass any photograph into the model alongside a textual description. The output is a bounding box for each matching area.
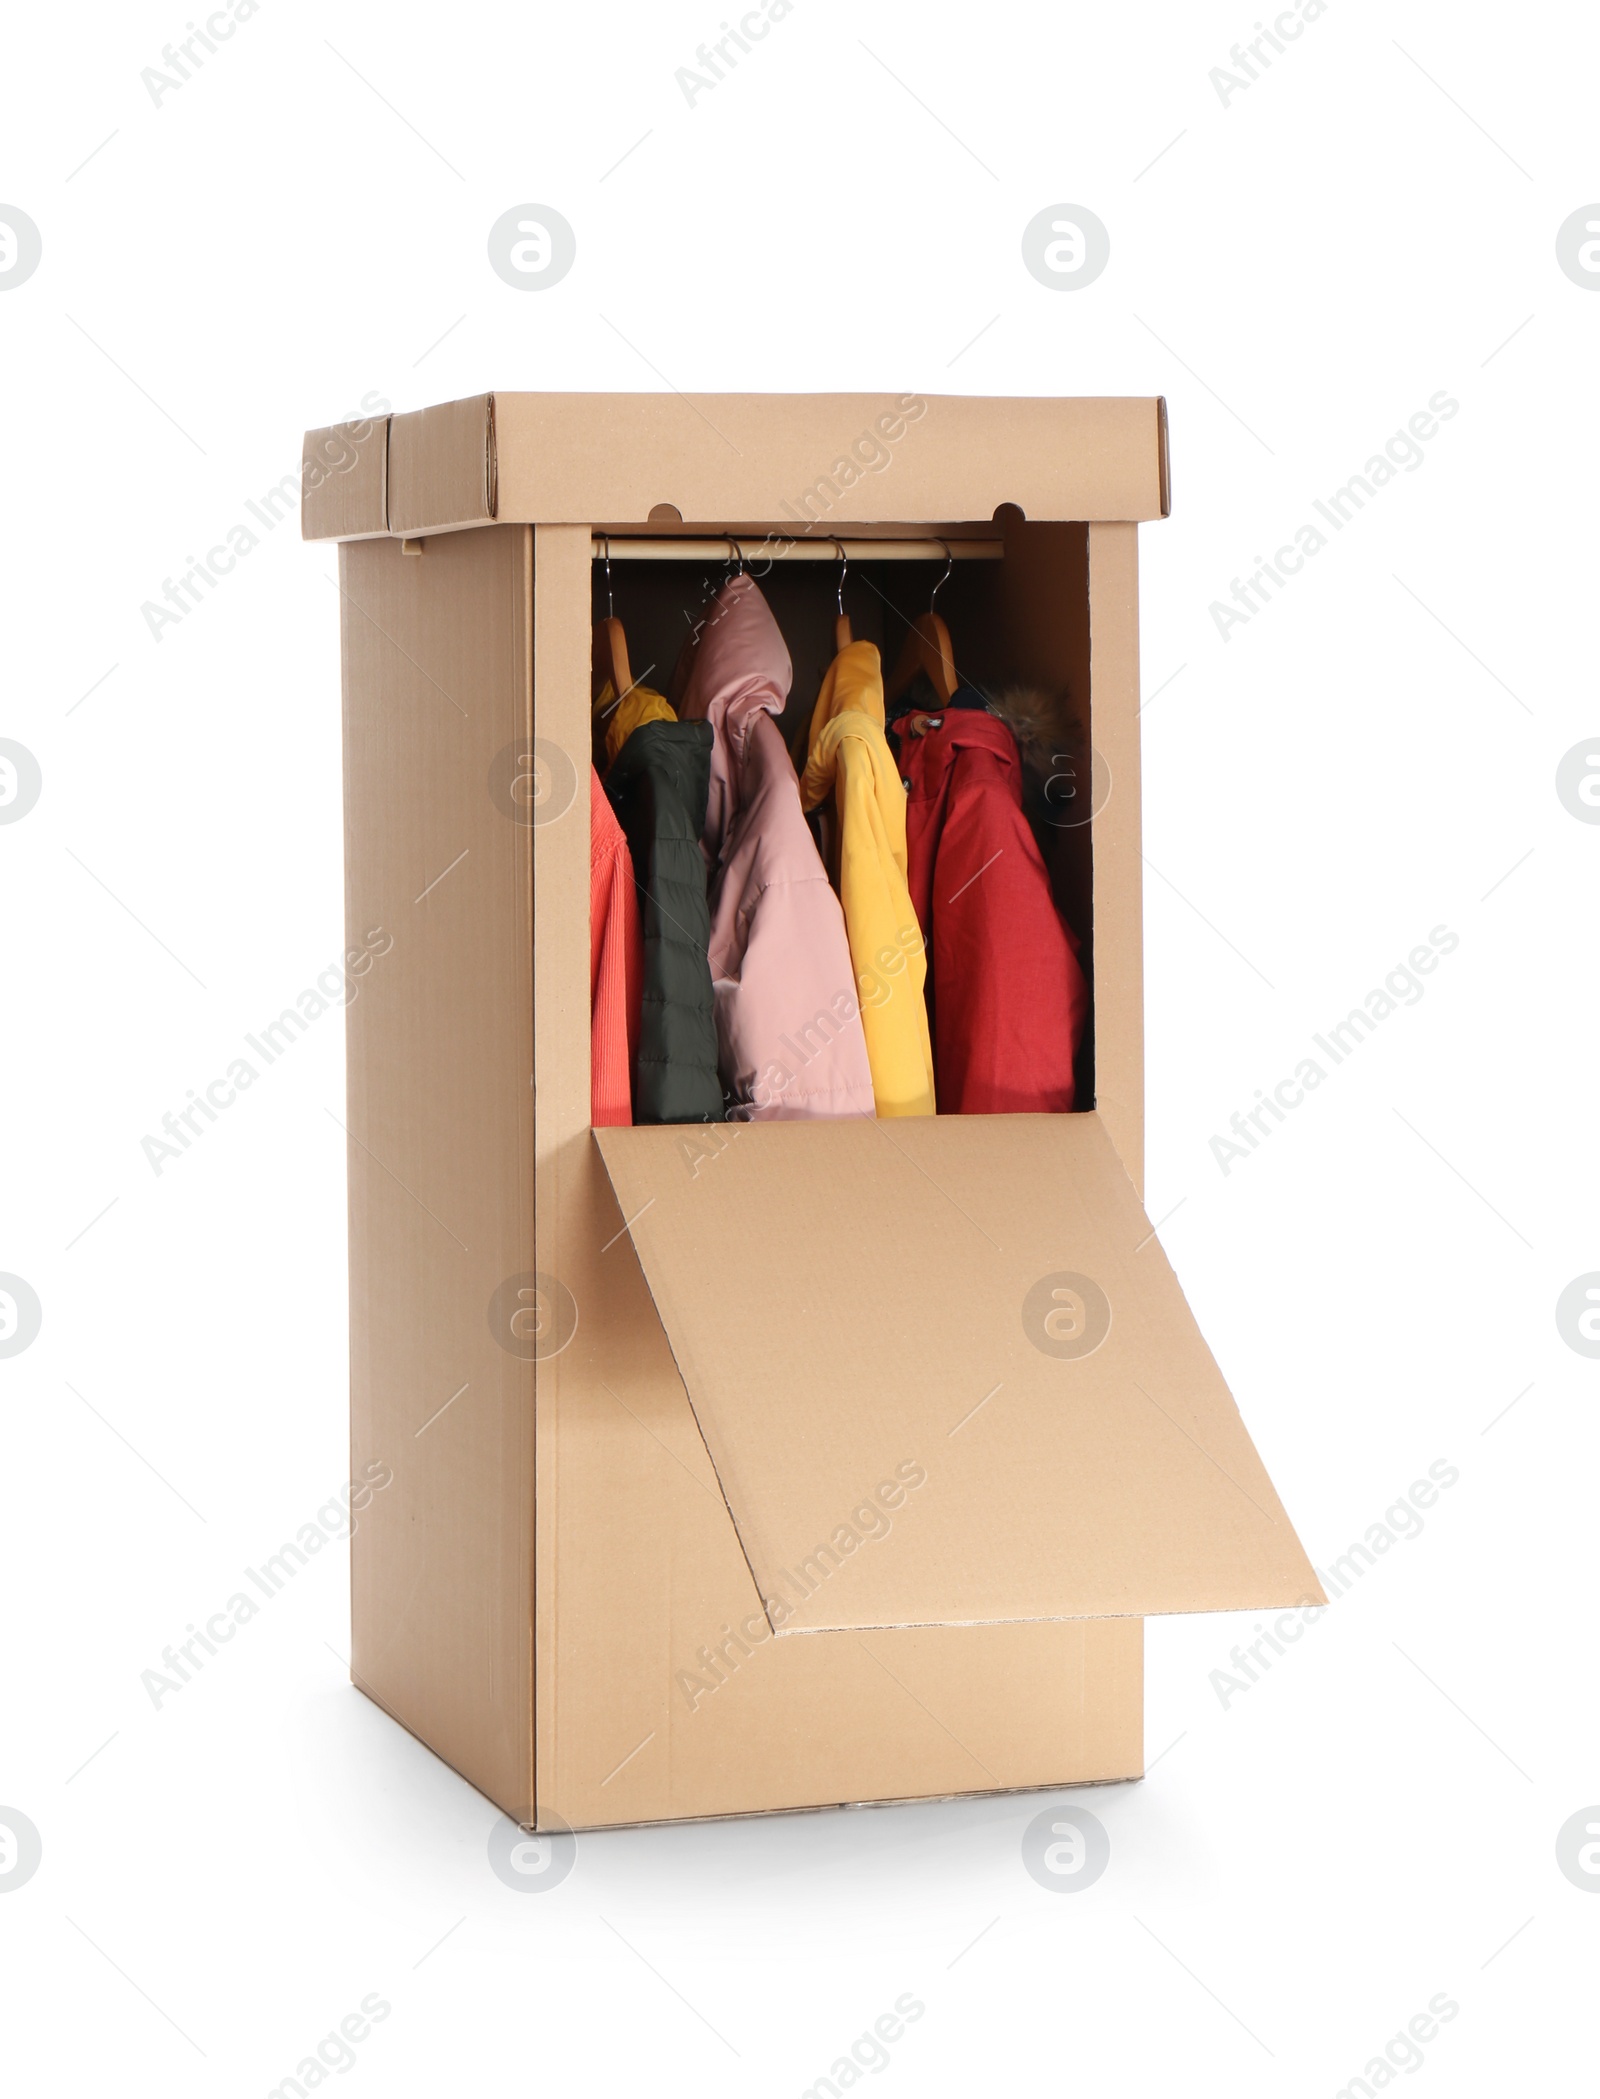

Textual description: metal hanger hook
[726,534,744,578]
[833,538,849,617]
[929,538,953,612]
[601,532,614,619]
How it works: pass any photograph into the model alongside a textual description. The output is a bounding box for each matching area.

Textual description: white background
[3,1,1597,2091]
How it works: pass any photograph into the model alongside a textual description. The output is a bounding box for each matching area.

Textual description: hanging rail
[588,535,1002,563]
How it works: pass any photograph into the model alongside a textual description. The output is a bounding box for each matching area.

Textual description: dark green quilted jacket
[605,721,725,1124]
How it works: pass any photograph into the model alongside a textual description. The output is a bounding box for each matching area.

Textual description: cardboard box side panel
[561,1611,1144,1832]
[387,394,496,536]
[534,1138,751,1827]
[531,525,598,1816]
[1111,1611,1145,1773]
[1157,396,1172,519]
[1087,523,1144,1197]
[342,528,536,1819]
[495,394,1164,527]
[302,418,390,541]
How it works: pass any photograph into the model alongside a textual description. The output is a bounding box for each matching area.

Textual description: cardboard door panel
[596,1114,1322,1634]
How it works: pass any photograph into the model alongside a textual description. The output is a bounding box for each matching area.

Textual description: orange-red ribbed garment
[590,767,642,1126]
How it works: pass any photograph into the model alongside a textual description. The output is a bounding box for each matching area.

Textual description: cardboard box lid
[387,394,497,536]
[300,417,389,540]
[302,392,1170,540]
[595,1114,1321,1635]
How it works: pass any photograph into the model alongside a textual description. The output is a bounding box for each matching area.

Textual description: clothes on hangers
[892,690,1087,1115]
[589,768,642,1127]
[680,575,875,1121]
[602,690,726,1125]
[800,641,936,1118]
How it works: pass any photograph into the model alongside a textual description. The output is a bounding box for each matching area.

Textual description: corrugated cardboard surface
[497,393,1164,525]
[330,513,1138,1832]
[386,394,497,536]
[1087,522,1144,1194]
[1156,396,1172,518]
[302,417,389,541]
[340,527,536,1820]
[596,1115,1322,1631]
[302,393,1165,539]
[531,1123,1145,1829]
[529,523,596,1820]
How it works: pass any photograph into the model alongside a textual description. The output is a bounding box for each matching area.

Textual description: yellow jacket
[800,642,936,1116]
[596,680,678,768]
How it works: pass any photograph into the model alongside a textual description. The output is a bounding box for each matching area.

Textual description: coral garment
[680,577,875,1121]
[800,641,936,1118]
[589,767,642,1127]
[895,708,1087,1115]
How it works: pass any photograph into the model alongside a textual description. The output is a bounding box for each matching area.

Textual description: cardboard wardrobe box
[301,391,1322,1833]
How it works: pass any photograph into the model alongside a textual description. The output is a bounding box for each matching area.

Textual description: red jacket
[897,710,1086,1114]
[590,768,642,1126]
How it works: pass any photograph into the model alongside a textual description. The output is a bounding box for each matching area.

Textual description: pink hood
[680,577,874,1120]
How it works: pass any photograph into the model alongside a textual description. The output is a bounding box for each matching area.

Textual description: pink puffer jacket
[680,577,875,1120]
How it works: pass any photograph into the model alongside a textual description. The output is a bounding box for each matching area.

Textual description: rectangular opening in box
[590,521,1098,1119]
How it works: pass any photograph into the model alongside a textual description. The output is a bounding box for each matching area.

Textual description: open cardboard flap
[595,1115,1323,1635]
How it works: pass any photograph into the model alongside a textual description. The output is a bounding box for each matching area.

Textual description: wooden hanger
[832,540,853,652]
[592,535,633,708]
[884,540,958,706]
